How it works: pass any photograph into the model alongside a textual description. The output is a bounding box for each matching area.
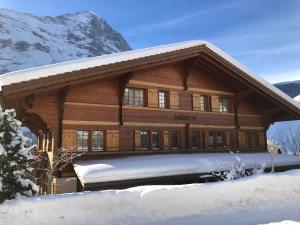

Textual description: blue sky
[0,0,299,83]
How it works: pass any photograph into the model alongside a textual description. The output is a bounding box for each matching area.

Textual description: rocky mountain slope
[0,8,131,74]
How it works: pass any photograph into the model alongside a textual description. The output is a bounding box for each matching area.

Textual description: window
[124,88,145,106]
[151,131,160,149]
[200,95,209,112]
[192,131,201,149]
[140,131,149,150]
[171,131,179,149]
[159,91,167,108]
[219,97,231,112]
[77,131,89,151]
[208,132,215,148]
[216,132,224,147]
[92,131,104,151]
[208,132,225,148]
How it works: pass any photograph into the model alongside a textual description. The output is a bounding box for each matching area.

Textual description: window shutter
[225,132,231,146]
[204,131,209,149]
[192,94,200,111]
[162,131,169,150]
[258,132,265,147]
[147,88,158,108]
[106,130,119,151]
[62,129,77,151]
[211,95,220,112]
[134,130,141,150]
[169,91,179,109]
[238,132,246,147]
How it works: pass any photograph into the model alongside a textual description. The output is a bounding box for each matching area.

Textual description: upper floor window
[77,131,89,151]
[124,88,145,106]
[219,97,231,112]
[92,131,104,151]
[159,91,167,108]
[200,95,209,112]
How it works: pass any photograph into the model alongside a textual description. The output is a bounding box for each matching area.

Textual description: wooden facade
[1,41,300,192]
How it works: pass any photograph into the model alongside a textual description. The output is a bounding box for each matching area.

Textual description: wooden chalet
[1,40,300,193]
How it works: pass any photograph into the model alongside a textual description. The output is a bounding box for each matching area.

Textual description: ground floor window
[92,131,104,151]
[171,131,179,150]
[151,131,160,149]
[208,132,215,148]
[140,131,149,150]
[208,132,225,148]
[77,131,89,151]
[216,132,224,148]
[192,131,201,149]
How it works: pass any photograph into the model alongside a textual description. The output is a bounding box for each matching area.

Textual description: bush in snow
[0,108,38,203]
[223,152,247,180]
[221,152,266,180]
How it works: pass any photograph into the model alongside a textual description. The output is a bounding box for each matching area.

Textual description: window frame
[92,130,104,151]
[124,87,145,106]
[158,91,168,109]
[200,95,210,112]
[219,96,231,113]
[216,132,224,148]
[191,131,201,149]
[170,131,179,150]
[151,131,160,150]
[140,130,149,150]
[76,130,89,152]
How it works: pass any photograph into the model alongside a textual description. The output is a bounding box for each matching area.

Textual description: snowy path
[1,170,300,225]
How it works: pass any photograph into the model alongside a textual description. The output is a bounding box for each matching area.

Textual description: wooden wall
[58,62,266,155]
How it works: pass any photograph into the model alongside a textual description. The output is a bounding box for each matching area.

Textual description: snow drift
[1,170,300,225]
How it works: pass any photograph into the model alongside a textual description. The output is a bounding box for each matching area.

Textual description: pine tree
[0,108,38,203]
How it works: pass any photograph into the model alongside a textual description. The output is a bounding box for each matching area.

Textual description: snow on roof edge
[203,42,300,111]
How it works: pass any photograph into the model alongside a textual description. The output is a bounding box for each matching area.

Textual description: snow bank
[74,152,300,184]
[1,170,300,225]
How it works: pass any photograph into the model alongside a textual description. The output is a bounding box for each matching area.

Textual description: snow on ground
[74,152,300,184]
[260,221,300,225]
[1,169,300,225]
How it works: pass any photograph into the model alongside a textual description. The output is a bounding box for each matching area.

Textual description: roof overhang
[0,40,299,120]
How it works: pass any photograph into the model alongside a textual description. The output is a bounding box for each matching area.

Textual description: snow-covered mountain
[274,80,300,98]
[0,8,131,74]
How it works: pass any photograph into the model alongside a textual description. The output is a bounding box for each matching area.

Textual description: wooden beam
[57,86,70,177]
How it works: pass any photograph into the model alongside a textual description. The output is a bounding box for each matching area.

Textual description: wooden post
[57,86,70,177]
[233,94,240,151]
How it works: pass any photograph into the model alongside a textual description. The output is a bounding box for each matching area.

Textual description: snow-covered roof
[0,40,203,88]
[74,153,300,184]
[294,95,300,103]
[1,40,299,111]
